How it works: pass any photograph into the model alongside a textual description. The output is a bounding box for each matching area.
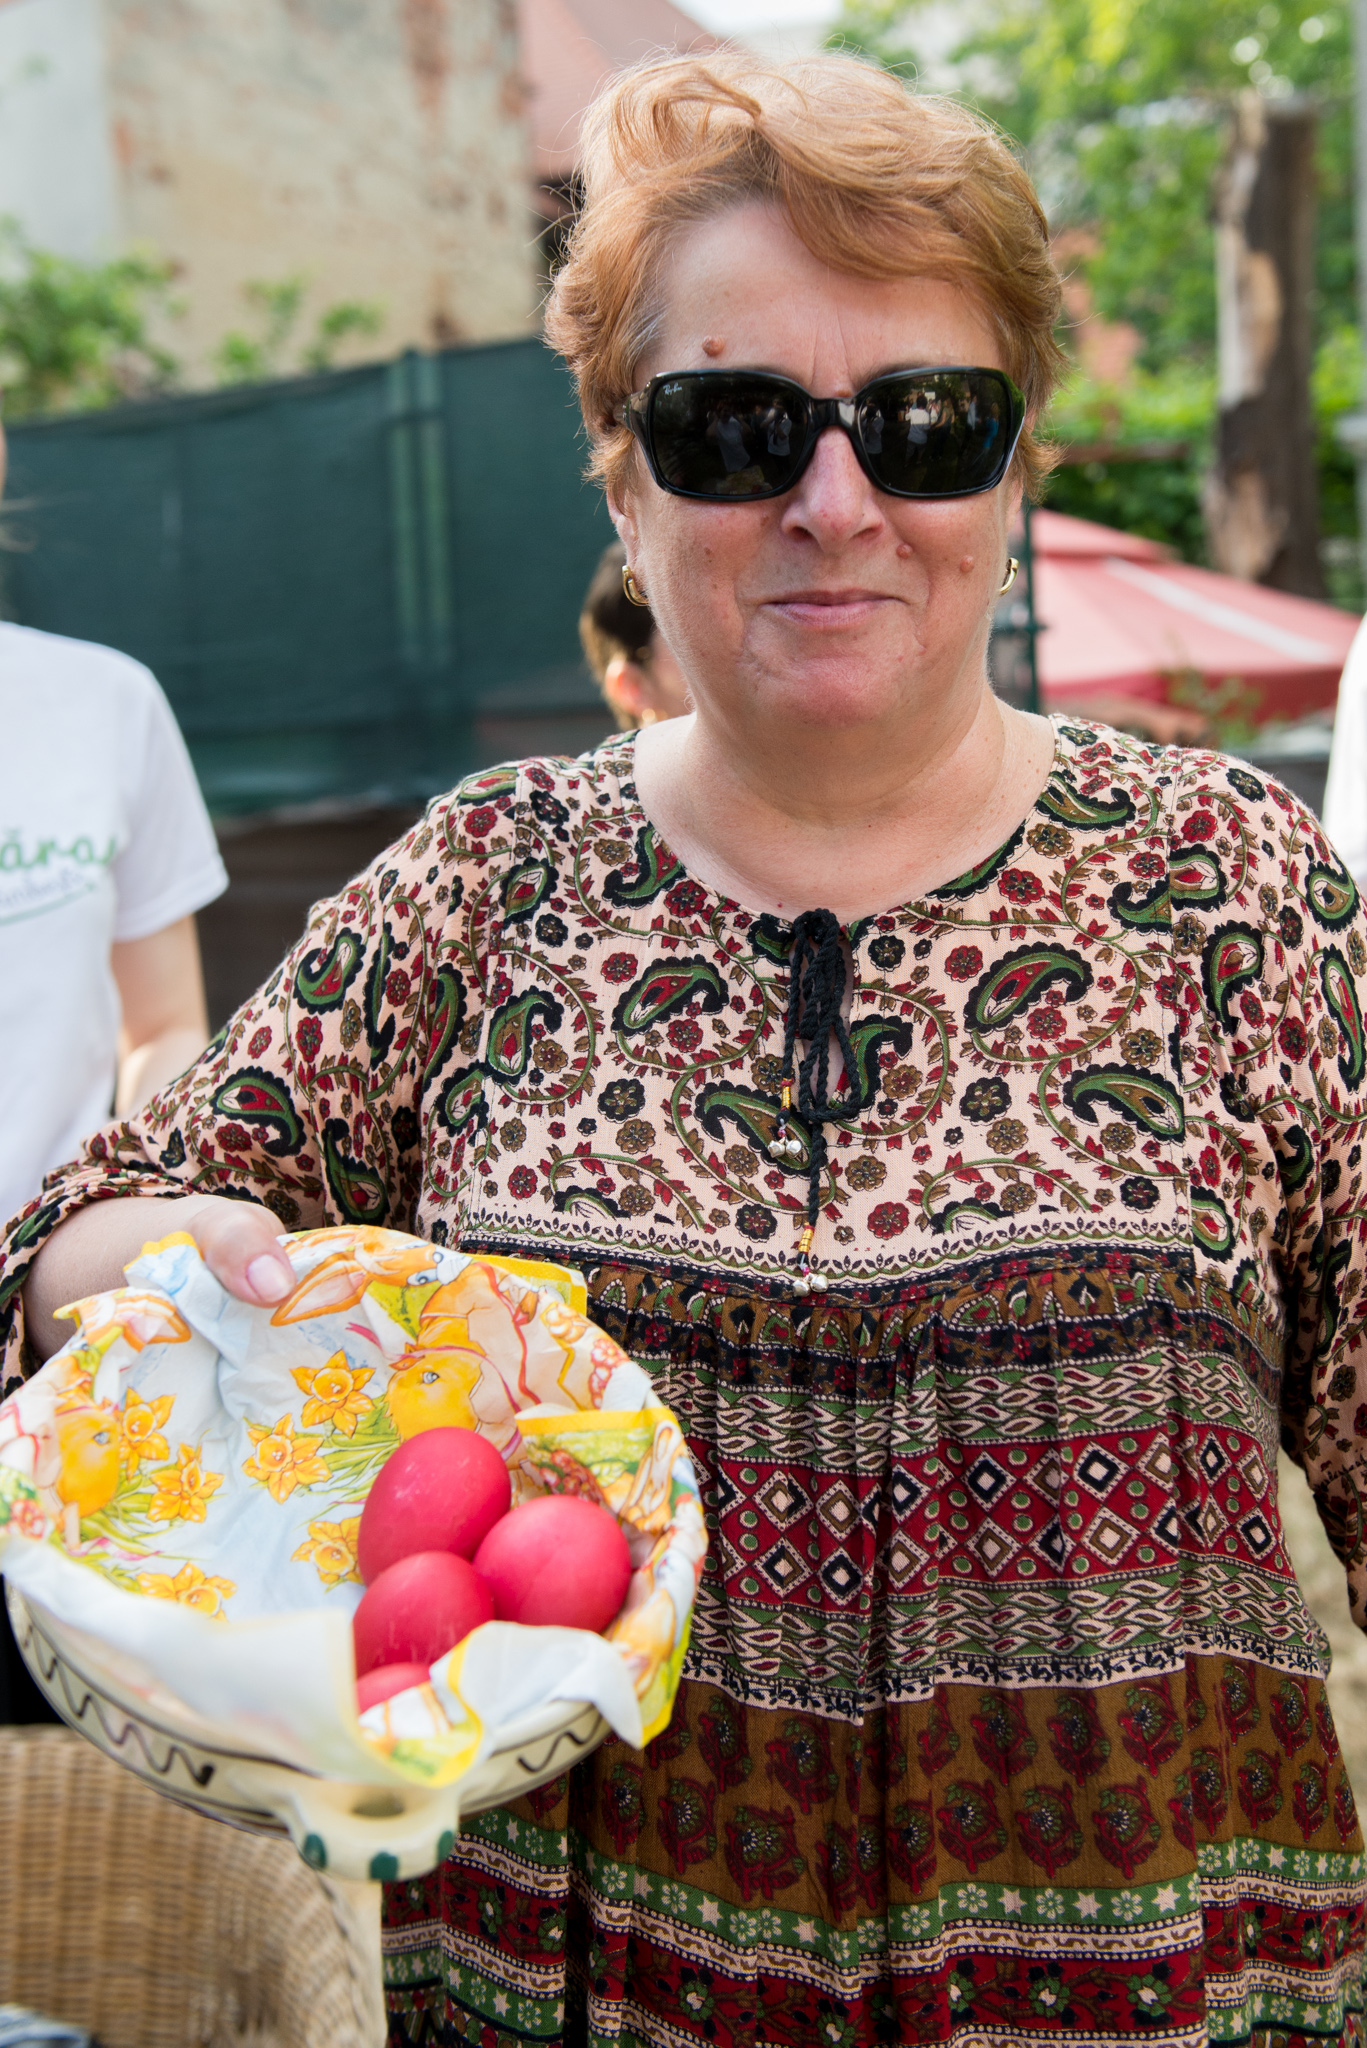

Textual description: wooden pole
[1205,93,1326,597]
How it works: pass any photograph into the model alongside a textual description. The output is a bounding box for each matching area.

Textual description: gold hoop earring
[999,557,1020,595]
[622,565,650,608]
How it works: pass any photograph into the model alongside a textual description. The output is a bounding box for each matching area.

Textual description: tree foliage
[0,227,388,419]
[212,275,384,386]
[830,1,1360,586]
[0,219,178,418]
[829,0,1354,367]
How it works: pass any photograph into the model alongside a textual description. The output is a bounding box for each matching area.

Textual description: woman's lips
[765,589,896,625]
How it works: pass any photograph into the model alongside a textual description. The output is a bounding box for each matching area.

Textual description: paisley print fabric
[4,719,1367,2047]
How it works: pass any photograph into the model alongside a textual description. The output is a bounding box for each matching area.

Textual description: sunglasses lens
[648,375,808,499]
[858,371,1017,496]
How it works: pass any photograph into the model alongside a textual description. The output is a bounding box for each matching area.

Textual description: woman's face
[610,202,1021,743]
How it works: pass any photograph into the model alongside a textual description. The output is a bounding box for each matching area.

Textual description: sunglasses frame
[614,365,1027,504]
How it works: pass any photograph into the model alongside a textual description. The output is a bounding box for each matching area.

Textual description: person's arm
[1322,616,1367,892]
[112,914,211,1116]
[21,1191,293,1362]
[1,780,506,1382]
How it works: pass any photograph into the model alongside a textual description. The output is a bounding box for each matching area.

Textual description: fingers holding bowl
[177,1194,296,1306]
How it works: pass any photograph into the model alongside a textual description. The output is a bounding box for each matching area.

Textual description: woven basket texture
[0,1728,382,2048]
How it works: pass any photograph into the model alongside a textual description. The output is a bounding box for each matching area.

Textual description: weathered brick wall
[102,0,534,373]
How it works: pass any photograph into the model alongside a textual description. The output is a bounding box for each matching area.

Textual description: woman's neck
[630,691,1057,924]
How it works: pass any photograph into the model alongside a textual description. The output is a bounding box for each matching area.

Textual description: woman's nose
[781,425,884,546]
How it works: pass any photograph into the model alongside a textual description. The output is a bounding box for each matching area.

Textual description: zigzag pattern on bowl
[9,1588,293,1832]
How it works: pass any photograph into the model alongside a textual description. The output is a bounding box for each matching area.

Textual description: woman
[4,51,1367,2048]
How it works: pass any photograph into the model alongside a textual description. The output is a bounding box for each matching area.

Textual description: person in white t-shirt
[0,424,227,1228]
[1323,614,1367,887]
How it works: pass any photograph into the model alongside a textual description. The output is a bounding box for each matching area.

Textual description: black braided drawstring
[770,908,867,1294]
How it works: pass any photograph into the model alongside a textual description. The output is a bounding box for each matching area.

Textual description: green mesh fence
[1,340,615,814]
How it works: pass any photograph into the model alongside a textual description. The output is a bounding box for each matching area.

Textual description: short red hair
[545,50,1065,503]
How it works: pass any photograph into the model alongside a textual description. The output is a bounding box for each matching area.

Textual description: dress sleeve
[0,773,519,1388]
[1199,755,1367,1625]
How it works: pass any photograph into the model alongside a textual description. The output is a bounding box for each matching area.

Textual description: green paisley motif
[435,1065,485,1135]
[1317,1234,1354,1359]
[1230,1257,1259,1308]
[320,1118,388,1224]
[1108,876,1171,931]
[501,859,556,925]
[485,991,566,1082]
[844,1017,919,1106]
[1280,1124,1313,1194]
[967,946,1092,1032]
[1306,860,1360,932]
[459,766,517,803]
[1201,924,1264,1032]
[932,1194,1009,1234]
[751,916,793,965]
[212,1070,303,1157]
[604,823,683,907]
[294,929,363,1012]
[928,824,1025,901]
[1190,1187,1234,1259]
[423,964,466,1078]
[363,923,396,1062]
[1169,847,1226,912]
[1320,948,1366,1086]
[612,959,726,1035]
[1062,1065,1185,1141]
[1037,779,1134,831]
[695,1084,803,1168]
[552,1183,623,1220]
[0,1202,60,1312]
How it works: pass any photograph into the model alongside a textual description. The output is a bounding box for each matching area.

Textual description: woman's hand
[21,1193,298,1363]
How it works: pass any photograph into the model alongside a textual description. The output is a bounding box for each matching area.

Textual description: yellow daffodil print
[119,1387,174,1472]
[292,1514,362,1589]
[147,1444,224,1525]
[135,1560,236,1618]
[291,1351,375,1437]
[243,1415,330,1503]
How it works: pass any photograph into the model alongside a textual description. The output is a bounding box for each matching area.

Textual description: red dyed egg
[357,1426,511,1583]
[356,1661,432,1714]
[352,1551,493,1676]
[472,1494,632,1633]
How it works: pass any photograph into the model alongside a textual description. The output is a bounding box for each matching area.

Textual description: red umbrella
[1030,509,1359,726]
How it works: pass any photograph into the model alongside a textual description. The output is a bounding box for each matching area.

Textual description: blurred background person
[578,538,692,728]
[0,410,225,1717]
[1323,616,1367,887]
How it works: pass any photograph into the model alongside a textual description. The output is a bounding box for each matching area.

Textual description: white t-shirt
[0,624,227,1223]
[1324,614,1367,887]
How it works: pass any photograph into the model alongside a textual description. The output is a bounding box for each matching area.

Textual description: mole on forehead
[701,336,725,357]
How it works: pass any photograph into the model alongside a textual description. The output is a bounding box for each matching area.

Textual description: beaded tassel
[770,1078,806,1165]
[792,1223,825,1297]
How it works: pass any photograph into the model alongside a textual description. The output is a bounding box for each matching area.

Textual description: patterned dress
[4,719,1367,2048]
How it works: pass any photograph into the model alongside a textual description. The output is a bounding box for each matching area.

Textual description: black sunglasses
[615,365,1026,504]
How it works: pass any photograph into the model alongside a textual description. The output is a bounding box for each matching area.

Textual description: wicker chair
[0,1727,383,2048]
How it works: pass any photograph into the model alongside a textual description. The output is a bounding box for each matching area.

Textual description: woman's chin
[735,662,950,736]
